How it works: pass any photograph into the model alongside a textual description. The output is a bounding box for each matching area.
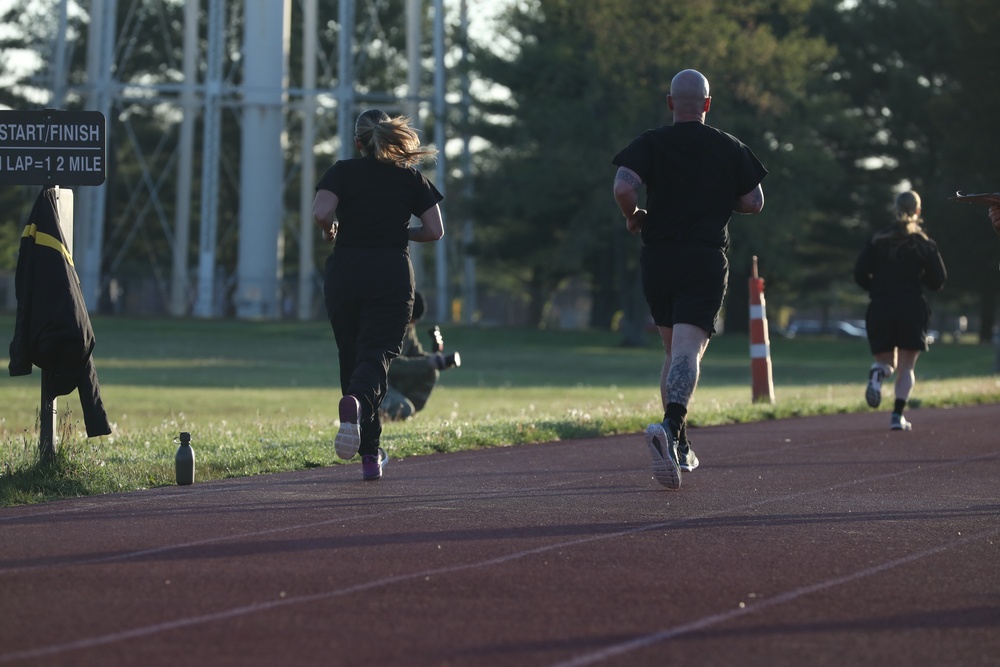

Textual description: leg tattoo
[666,354,699,406]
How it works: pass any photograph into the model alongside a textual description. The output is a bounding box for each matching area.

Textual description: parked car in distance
[830,320,867,338]
[782,319,937,344]
[783,319,867,339]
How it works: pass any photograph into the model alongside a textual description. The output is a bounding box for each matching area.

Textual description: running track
[1,405,998,666]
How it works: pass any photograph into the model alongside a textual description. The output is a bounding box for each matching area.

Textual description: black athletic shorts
[640,243,728,336]
[864,296,930,354]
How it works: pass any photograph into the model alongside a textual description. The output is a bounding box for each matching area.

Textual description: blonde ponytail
[892,190,925,236]
[873,190,928,250]
[354,109,438,168]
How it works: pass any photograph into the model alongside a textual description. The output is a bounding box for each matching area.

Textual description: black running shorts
[864,296,930,353]
[640,243,728,336]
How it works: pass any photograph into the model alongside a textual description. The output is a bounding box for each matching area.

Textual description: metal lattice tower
[31,0,456,321]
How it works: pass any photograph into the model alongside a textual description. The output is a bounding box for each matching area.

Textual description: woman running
[312,109,444,479]
[854,190,946,430]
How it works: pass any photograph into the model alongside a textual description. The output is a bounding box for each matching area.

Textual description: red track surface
[2,405,999,666]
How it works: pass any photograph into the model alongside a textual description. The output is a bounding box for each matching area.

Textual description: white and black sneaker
[891,413,912,431]
[865,366,884,408]
[644,423,681,490]
[678,440,699,472]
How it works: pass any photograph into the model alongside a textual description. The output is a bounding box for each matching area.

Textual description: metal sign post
[2,108,106,461]
[37,187,76,461]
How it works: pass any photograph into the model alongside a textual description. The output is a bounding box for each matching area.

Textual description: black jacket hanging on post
[8,187,111,438]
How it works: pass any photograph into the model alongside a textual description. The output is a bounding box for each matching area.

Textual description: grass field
[2,314,999,506]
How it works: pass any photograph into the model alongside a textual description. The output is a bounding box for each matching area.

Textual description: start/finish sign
[0,109,107,186]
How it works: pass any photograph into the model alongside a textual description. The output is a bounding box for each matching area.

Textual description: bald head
[671,69,710,97]
[668,69,711,121]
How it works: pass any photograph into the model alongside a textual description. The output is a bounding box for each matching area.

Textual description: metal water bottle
[175,432,195,485]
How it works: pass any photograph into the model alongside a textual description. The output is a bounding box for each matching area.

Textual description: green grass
[2,315,999,506]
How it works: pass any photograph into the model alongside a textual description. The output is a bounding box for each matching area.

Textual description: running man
[612,69,768,490]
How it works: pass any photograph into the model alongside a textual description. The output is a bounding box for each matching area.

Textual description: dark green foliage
[467,0,843,330]
[467,0,1000,336]
[810,0,1000,339]
[1,1,997,333]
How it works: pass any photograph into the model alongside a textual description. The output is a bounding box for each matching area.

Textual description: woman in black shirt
[854,190,946,431]
[312,109,444,480]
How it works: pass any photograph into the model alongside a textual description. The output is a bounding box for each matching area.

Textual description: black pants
[324,246,414,456]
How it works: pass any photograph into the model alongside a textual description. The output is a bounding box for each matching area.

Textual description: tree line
[463,0,1000,340]
[0,0,997,340]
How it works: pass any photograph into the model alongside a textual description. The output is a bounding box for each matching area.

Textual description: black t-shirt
[613,121,767,250]
[315,155,444,248]
[853,228,947,299]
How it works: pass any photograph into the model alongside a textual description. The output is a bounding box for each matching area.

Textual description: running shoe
[644,422,681,490]
[335,394,362,460]
[678,440,699,472]
[890,413,912,431]
[866,367,883,408]
[362,447,387,480]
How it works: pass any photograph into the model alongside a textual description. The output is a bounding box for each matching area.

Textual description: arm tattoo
[615,168,642,190]
[666,354,699,405]
[734,186,763,214]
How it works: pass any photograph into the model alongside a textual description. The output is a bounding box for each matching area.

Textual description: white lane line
[0,518,679,664]
[0,425,893,525]
[0,435,962,576]
[548,529,998,667]
[0,448,560,523]
[1,452,995,663]
[0,477,584,575]
[0,450,522,524]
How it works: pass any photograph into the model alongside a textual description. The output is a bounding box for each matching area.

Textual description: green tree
[812,0,1000,341]
[928,0,1000,340]
[468,0,840,333]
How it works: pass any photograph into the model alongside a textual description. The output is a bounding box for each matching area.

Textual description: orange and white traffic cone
[749,256,775,404]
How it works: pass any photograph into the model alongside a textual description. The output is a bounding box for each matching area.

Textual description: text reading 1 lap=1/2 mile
[3,153,103,175]
[0,109,107,187]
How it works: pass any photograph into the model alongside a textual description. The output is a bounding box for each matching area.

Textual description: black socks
[665,403,687,440]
